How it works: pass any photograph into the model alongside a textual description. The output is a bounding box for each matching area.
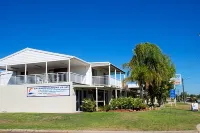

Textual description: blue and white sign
[27,85,70,97]
[170,89,176,99]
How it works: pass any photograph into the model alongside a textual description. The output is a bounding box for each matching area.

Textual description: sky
[0,0,199,94]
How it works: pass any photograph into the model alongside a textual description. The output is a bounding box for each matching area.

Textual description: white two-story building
[0,48,125,113]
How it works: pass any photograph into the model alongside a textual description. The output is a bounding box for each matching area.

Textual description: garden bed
[99,107,160,112]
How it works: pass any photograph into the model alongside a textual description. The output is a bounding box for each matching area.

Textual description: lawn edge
[0,129,198,133]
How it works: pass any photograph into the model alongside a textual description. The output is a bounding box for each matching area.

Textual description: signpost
[170,89,176,106]
[170,89,176,99]
[169,74,182,106]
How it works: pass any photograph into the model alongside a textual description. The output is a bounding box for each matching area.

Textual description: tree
[197,94,200,99]
[123,42,176,106]
[180,92,188,101]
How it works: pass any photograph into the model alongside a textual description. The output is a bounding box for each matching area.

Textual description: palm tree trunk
[140,85,143,99]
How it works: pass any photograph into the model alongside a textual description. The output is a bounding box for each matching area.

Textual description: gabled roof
[90,62,125,74]
[0,48,88,66]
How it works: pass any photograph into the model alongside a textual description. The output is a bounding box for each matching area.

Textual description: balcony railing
[92,75,122,88]
[8,72,86,85]
[7,73,122,88]
[92,76,109,86]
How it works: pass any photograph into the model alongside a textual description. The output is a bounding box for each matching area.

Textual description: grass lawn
[0,103,199,131]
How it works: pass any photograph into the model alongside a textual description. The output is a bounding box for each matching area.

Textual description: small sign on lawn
[191,103,199,111]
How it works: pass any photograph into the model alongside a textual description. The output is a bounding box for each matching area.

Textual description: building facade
[0,48,125,113]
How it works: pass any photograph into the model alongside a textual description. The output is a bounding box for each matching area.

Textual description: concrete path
[0,129,198,133]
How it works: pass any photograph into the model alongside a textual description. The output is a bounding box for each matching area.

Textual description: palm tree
[123,42,176,105]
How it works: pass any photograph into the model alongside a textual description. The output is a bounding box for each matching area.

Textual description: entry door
[76,90,86,111]
[76,90,81,111]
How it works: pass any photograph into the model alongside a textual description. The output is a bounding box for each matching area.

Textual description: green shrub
[110,98,118,110]
[110,97,145,110]
[81,98,96,112]
[103,105,111,112]
[134,98,143,109]
[98,106,104,112]
[140,103,147,109]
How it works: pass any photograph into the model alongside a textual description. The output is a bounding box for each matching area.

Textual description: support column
[115,69,116,86]
[108,64,111,86]
[115,89,117,99]
[25,64,27,84]
[46,62,48,83]
[68,59,71,82]
[78,90,80,111]
[96,87,98,111]
[104,90,105,106]
[81,89,84,105]
[108,89,112,105]
[120,72,122,97]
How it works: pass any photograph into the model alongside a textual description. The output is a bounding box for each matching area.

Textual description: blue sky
[0,0,199,94]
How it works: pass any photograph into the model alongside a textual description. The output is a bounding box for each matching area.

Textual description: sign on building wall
[27,85,70,97]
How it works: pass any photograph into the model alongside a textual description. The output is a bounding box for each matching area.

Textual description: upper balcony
[0,48,125,88]
[6,72,123,88]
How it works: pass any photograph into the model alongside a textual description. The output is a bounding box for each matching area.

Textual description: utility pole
[182,78,185,103]
[177,89,179,102]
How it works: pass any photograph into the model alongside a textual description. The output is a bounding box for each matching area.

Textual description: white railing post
[98,76,100,85]
[109,64,111,86]
[68,59,71,82]
[25,64,27,84]
[46,62,48,83]
[120,72,121,88]
[115,69,116,87]
[15,76,17,84]
[35,75,37,84]
[57,73,59,83]
[66,72,68,82]
[5,65,7,72]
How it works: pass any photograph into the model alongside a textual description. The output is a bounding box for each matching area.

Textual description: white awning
[90,62,125,74]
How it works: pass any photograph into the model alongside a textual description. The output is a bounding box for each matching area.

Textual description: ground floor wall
[74,87,122,111]
[0,82,76,113]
